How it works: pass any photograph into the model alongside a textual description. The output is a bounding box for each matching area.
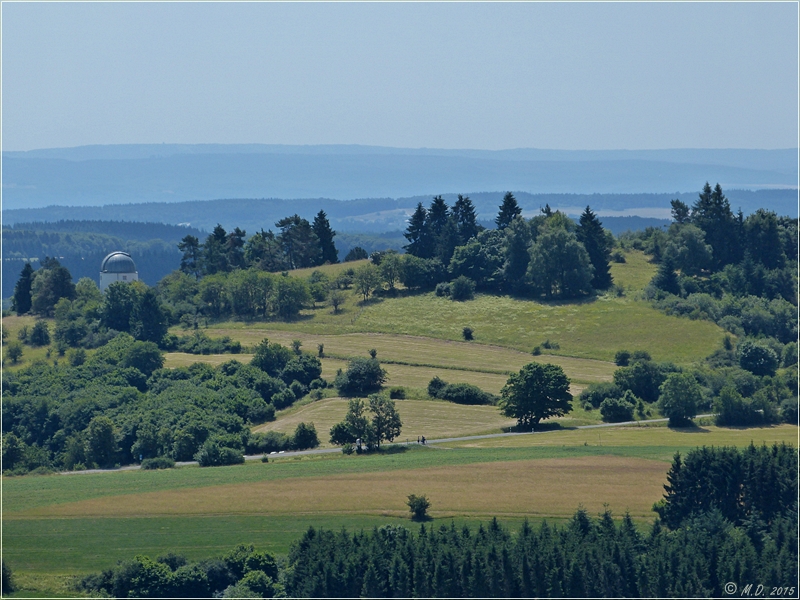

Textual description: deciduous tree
[500,363,572,427]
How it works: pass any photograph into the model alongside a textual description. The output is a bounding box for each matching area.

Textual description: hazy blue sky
[2,2,797,152]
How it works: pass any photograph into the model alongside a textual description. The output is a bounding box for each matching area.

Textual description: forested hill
[6,220,204,242]
[2,229,182,298]
[3,189,795,233]
[3,145,797,210]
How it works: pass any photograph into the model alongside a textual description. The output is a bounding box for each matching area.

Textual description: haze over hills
[2,144,797,213]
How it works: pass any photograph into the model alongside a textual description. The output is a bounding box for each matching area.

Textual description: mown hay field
[255,398,517,444]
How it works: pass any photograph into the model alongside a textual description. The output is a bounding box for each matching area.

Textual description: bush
[334,358,387,396]
[289,380,308,400]
[435,282,450,297]
[610,251,626,263]
[344,246,368,262]
[449,276,476,301]
[247,431,291,454]
[389,387,406,399]
[292,422,319,450]
[2,560,14,594]
[29,320,51,347]
[195,440,245,467]
[342,443,355,455]
[67,347,86,366]
[600,394,636,423]
[407,494,431,520]
[427,376,447,398]
[579,382,623,409]
[438,382,495,406]
[614,350,631,366]
[271,388,297,410]
[541,339,559,350]
[141,456,176,470]
[462,327,474,341]
[532,346,541,356]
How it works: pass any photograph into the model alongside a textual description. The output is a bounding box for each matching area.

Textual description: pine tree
[576,206,613,289]
[452,194,480,243]
[312,210,339,264]
[691,182,741,269]
[496,192,522,229]
[226,227,247,270]
[426,195,450,239]
[203,224,230,274]
[651,255,681,296]
[403,203,432,258]
[177,235,203,279]
[11,263,34,315]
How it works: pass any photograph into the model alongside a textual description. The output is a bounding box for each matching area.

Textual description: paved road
[59,415,714,475]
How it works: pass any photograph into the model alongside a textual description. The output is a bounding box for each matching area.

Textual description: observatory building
[100,251,138,292]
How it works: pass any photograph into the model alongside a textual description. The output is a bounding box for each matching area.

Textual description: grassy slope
[185,251,723,365]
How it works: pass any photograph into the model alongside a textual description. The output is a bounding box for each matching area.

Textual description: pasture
[190,250,724,365]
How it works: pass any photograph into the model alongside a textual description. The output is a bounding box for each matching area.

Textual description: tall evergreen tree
[11,263,34,315]
[203,224,230,275]
[177,235,202,279]
[134,288,169,344]
[226,227,247,270]
[496,192,522,229]
[576,206,613,289]
[651,255,681,295]
[403,203,432,258]
[312,210,339,264]
[452,195,480,244]
[426,195,450,237]
[691,183,741,269]
[502,217,532,292]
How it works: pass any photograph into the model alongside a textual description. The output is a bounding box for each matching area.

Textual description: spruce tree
[426,195,450,239]
[452,194,479,243]
[651,255,681,296]
[403,203,432,258]
[496,192,522,229]
[691,182,741,269]
[11,263,34,315]
[177,235,202,279]
[576,206,613,289]
[312,210,339,264]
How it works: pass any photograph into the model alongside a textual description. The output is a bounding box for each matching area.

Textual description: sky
[2,2,798,152]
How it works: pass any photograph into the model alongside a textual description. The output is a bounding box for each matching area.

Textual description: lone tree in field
[500,363,572,428]
[407,494,431,520]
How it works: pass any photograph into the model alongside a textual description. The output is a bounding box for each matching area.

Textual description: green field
[3,424,795,591]
[182,251,724,365]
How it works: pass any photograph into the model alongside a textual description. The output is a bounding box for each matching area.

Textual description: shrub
[614,350,631,366]
[29,320,51,347]
[579,382,623,409]
[141,456,176,470]
[438,382,495,405]
[435,282,450,297]
[541,339,559,350]
[195,440,245,467]
[344,246,368,262]
[427,376,447,398]
[407,494,431,520]
[462,327,474,341]
[532,346,541,356]
[600,394,636,423]
[631,350,652,362]
[247,431,291,454]
[67,347,86,366]
[2,560,14,594]
[342,443,355,455]
[610,251,626,263]
[449,276,476,301]
[289,380,308,400]
[271,388,296,410]
[292,422,319,450]
[389,387,406,399]
[334,358,386,396]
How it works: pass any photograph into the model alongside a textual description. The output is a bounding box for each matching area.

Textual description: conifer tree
[576,206,613,289]
[312,210,339,264]
[651,255,680,295]
[11,263,34,315]
[177,235,202,279]
[452,194,480,243]
[403,203,432,258]
[496,192,522,229]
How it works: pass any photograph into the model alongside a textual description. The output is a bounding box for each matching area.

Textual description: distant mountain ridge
[2,144,796,211]
[4,189,795,234]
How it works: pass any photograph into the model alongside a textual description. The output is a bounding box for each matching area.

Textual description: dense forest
[69,444,798,598]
